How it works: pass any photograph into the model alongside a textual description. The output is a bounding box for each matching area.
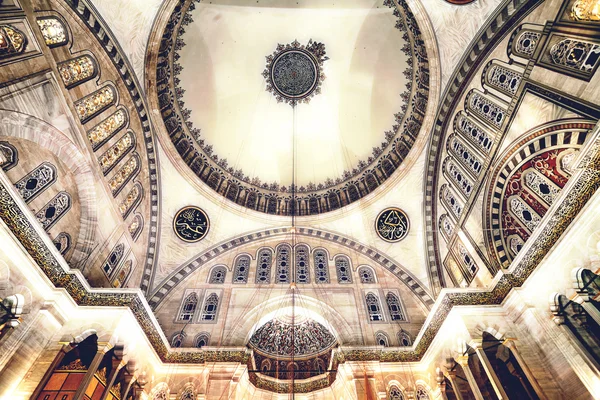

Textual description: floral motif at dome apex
[154,0,430,216]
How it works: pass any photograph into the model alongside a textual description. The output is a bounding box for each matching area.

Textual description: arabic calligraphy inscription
[375,207,410,243]
[173,206,210,242]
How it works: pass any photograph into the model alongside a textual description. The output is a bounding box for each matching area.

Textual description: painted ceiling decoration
[375,207,410,242]
[153,0,430,216]
[173,206,210,243]
[263,40,328,106]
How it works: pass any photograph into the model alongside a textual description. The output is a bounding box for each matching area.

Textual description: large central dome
[157,0,429,215]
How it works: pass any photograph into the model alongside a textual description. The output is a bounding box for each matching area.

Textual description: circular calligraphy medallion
[272,50,318,98]
[173,206,210,243]
[375,207,410,243]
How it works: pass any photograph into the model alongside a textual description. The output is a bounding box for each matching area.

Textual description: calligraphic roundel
[173,206,210,243]
[375,207,410,243]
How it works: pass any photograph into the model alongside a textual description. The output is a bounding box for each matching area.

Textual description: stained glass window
[313,249,330,283]
[233,255,250,284]
[386,292,406,321]
[467,91,505,129]
[358,266,376,284]
[201,293,219,321]
[295,245,310,283]
[256,249,272,284]
[397,330,412,346]
[179,292,198,321]
[119,183,142,219]
[108,154,139,196]
[57,55,96,88]
[98,132,135,175]
[209,266,226,284]
[87,109,127,150]
[454,113,493,154]
[128,214,143,241]
[103,244,124,276]
[36,17,68,47]
[389,385,404,400]
[365,292,383,321]
[35,191,71,230]
[74,85,115,122]
[195,333,210,349]
[276,244,291,284]
[14,162,56,203]
[336,256,352,283]
[376,332,389,347]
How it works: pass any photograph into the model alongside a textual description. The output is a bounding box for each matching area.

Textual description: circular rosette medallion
[173,206,210,243]
[375,207,410,243]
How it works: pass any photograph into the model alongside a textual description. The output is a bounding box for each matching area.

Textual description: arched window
[523,169,560,206]
[36,191,71,230]
[439,214,455,241]
[14,162,57,203]
[441,184,463,219]
[53,232,71,255]
[88,109,128,151]
[180,385,195,400]
[276,244,291,283]
[0,25,26,56]
[255,249,272,284]
[454,113,493,154]
[397,330,412,346]
[358,266,376,284]
[171,332,185,348]
[0,141,18,171]
[313,249,330,283]
[376,332,389,347]
[365,293,383,321]
[466,91,505,129]
[458,244,478,278]
[416,386,430,400]
[233,255,250,284]
[128,214,143,241]
[513,30,541,58]
[36,17,68,47]
[509,196,541,233]
[74,85,116,122]
[195,333,210,348]
[112,260,132,288]
[486,63,522,96]
[386,292,406,321]
[108,154,140,196]
[295,245,310,283]
[98,131,135,175]
[388,385,404,400]
[102,244,124,276]
[209,266,227,284]
[550,38,600,73]
[335,256,352,283]
[119,183,142,219]
[57,55,97,88]
[508,235,525,256]
[448,136,483,176]
[201,293,219,321]
[178,292,198,321]
[445,159,473,198]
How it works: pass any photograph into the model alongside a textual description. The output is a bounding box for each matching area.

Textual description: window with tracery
[15,162,56,203]
[365,292,383,321]
[571,0,600,20]
[386,292,406,321]
[416,386,430,400]
[441,184,463,219]
[103,244,124,277]
[0,141,17,171]
[180,385,196,400]
[448,136,483,176]
[514,30,541,58]
[486,64,522,96]
[397,330,412,346]
[335,256,352,283]
[36,17,68,47]
[99,132,135,175]
[128,214,143,241]
[178,292,198,322]
[439,214,455,241]
[209,266,226,284]
[509,235,525,256]
[171,333,185,348]
[445,160,473,197]
[256,249,272,284]
[358,266,376,284]
[233,255,250,283]
[550,38,600,73]
[195,333,210,348]
[458,244,478,277]
[88,109,128,151]
[523,169,560,206]
[467,92,505,129]
[119,184,142,219]
[53,232,71,255]
[201,293,219,321]
[376,332,389,347]
[313,249,330,283]
[509,196,541,232]
[112,260,132,288]
[276,245,291,283]
[295,245,310,283]
[108,154,139,196]
[0,25,26,57]
[57,55,96,88]
[74,85,116,122]
[455,113,493,153]
[388,385,404,400]
[36,191,71,230]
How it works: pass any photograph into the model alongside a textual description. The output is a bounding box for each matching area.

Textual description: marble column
[455,355,484,400]
[503,339,546,399]
[471,341,509,400]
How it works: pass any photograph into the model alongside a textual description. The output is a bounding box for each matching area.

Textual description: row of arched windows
[177,291,221,323]
[101,243,134,288]
[387,384,431,400]
[171,331,210,349]
[205,247,383,285]
[376,330,413,347]
[365,291,408,323]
